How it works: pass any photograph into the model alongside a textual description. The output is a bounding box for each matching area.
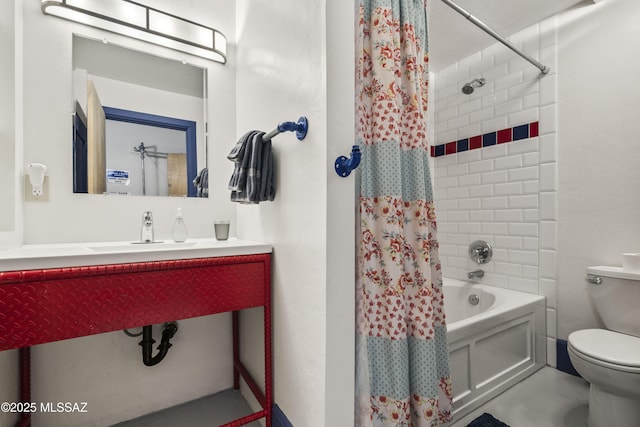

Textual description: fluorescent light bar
[42,0,227,64]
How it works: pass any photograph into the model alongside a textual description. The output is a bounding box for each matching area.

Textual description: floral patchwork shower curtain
[355,0,452,426]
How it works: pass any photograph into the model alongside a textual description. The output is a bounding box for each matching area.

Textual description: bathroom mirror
[72,35,208,197]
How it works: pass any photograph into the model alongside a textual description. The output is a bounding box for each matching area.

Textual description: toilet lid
[569,329,640,368]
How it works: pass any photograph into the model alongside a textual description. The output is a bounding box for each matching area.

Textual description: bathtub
[443,278,546,421]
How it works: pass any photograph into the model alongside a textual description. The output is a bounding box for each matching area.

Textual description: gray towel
[227,131,275,203]
[192,167,208,197]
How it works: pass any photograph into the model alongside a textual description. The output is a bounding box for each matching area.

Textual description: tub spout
[468,269,484,279]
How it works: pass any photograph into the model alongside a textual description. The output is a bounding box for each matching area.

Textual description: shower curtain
[355,0,452,426]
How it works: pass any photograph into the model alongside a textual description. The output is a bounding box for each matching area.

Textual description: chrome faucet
[468,269,484,279]
[141,211,154,243]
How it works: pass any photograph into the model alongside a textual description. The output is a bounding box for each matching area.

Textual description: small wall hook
[334,145,361,177]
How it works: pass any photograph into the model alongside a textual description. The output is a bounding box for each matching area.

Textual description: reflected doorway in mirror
[72,106,199,197]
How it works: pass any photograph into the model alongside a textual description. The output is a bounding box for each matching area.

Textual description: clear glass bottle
[171,207,188,242]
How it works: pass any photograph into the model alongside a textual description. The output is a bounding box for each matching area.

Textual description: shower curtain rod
[439,0,550,74]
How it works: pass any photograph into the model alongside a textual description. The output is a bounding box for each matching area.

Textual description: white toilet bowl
[568,329,640,427]
[568,266,640,427]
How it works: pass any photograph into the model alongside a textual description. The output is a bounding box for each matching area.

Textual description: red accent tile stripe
[497,128,512,144]
[445,141,457,155]
[530,122,539,137]
[431,121,539,157]
[469,135,482,150]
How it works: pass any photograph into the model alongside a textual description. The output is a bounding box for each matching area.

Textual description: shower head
[462,84,475,95]
[461,78,486,95]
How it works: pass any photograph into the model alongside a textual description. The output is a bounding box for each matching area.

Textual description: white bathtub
[443,278,546,421]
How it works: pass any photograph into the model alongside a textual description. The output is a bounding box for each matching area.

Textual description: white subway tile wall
[432,17,558,360]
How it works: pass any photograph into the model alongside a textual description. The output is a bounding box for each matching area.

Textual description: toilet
[568,266,640,427]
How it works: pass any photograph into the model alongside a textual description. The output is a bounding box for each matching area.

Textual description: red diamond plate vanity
[0,238,272,427]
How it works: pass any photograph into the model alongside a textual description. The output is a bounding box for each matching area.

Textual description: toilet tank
[587,266,640,337]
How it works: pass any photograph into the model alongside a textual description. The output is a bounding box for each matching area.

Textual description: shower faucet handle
[469,240,492,264]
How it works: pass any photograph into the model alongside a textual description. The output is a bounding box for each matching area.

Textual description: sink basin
[88,241,198,253]
[3,245,93,257]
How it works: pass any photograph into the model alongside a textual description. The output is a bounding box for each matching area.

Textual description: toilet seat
[568,329,640,374]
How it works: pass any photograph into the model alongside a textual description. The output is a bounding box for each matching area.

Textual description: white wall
[0,0,16,235]
[433,17,559,365]
[324,0,356,425]
[31,316,233,427]
[556,0,640,339]
[2,2,240,426]
[235,0,355,426]
[0,0,22,249]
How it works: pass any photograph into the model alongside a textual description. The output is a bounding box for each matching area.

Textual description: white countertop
[0,238,272,272]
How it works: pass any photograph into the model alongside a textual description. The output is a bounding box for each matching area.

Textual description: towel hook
[334,145,361,177]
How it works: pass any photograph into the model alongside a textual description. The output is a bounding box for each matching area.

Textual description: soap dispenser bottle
[171,208,188,242]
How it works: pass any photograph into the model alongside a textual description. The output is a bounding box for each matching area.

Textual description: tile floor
[449,367,590,427]
[114,367,589,427]
[112,389,261,427]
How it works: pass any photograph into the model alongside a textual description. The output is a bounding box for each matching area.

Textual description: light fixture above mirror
[42,0,227,64]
